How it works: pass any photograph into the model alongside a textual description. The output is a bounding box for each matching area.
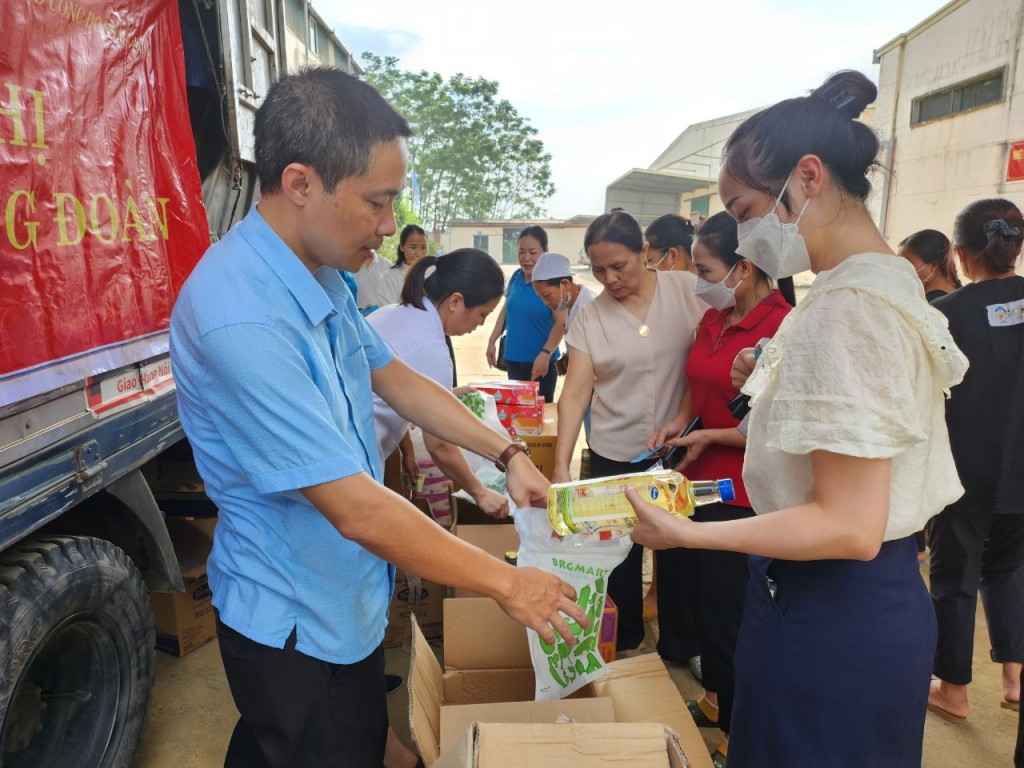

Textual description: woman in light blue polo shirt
[485,226,565,401]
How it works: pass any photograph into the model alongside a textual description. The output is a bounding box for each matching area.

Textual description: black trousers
[683,501,754,735]
[928,501,1024,684]
[504,359,557,403]
[216,616,389,768]
[587,448,698,653]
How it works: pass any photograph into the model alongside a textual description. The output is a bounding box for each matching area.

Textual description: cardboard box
[495,402,546,436]
[472,380,540,406]
[520,402,557,479]
[451,496,515,526]
[599,597,618,664]
[435,722,688,768]
[149,517,218,657]
[453,525,520,598]
[384,569,447,650]
[409,598,711,768]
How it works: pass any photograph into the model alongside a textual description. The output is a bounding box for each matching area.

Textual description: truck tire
[0,536,154,768]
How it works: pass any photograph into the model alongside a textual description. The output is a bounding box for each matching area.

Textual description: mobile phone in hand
[664,416,703,469]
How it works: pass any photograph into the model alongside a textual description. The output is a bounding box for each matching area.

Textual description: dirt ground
[136,265,1020,767]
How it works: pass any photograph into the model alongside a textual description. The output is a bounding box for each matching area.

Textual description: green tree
[376,192,422,264]
[362,54,555,231]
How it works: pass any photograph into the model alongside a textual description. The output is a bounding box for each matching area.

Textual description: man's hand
[731,347,758,390]
[401,450,419,488]
[504,450,549,509]
[530,351,551,382]
[497,566,589,646]
[473,486,510,519]
[624,486,692,551]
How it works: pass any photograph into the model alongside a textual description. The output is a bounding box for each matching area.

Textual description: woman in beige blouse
[555,208,705,653]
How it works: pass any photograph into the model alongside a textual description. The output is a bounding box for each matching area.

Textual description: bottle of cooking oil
[547,470,735,536]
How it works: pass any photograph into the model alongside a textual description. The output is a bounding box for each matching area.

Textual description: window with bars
[911,67,1006,126]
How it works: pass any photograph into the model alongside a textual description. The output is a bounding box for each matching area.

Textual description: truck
[0,1,291,764]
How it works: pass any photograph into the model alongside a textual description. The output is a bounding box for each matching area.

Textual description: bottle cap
[717,479,736,503]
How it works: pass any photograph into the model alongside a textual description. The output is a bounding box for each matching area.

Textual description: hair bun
[811,70,877,120]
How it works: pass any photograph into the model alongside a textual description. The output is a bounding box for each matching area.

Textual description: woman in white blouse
[555,209,705,655]
[369,249,509,519]
[378,224,428,306]
[627,71,967,768]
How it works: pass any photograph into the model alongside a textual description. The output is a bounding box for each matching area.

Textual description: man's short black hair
[254,67,413,194]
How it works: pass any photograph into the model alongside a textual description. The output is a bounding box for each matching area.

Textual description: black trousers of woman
[928,500,1024,684]
[685,501,754,735]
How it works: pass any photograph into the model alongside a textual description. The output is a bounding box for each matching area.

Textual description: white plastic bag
[454,391,509,499]
[514,504,632,700]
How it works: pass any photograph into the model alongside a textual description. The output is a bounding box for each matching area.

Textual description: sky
[313,0,951,219]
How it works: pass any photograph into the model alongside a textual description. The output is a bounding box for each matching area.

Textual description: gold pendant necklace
[638,324,650,338]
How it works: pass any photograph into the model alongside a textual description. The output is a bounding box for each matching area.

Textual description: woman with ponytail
[927,198,1024,723]
[625,70,968,767]
[898,228,962,301]
[368,249,509,518]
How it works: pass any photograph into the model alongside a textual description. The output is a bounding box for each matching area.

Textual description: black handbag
[496,333,508,372]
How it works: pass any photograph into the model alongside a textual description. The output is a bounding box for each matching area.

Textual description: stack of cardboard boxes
[408,598,711,768]
[148,517,218,657]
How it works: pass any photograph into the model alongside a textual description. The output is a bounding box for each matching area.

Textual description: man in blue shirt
[170,68,585,768]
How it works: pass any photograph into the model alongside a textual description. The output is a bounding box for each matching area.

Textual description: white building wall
[875,0,1024,246]
[444,223,591,265]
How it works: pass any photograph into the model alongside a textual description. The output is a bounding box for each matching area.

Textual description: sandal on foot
[927,701,966,724]
[1002,699,1020,712]
[686,696,719,728]
[711,739,728,768]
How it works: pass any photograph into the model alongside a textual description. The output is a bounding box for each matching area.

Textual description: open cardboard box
[452,525,520,598]
[435,722,689,768]
[409,598,710,768]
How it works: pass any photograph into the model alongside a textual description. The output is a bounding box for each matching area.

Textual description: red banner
[1008,140,1024,183]
[0,0,208,405]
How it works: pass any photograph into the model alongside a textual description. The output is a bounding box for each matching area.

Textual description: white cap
[532,252,572,282]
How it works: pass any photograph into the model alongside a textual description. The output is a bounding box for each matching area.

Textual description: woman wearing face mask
[898,229,961,302]
[555,209,705,654]
[485,226,565,402]
[531,252,597,334]
[646,211,792,767]
[644,214,697,273]
[926,199,1024,723]
[378,224,429,306]
[625,70,967,767]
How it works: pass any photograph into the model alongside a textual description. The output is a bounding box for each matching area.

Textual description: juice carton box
[472,380,540,406]
[495,399,545,436]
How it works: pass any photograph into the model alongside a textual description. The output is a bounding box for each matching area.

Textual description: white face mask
[916,262,935,286]
[695,264,741,310]
[735,173,811,279]
[646,251,669,271]
[555,284,570,312]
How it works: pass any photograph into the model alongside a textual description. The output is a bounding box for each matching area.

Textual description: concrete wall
[444,223,592,265]
[875,0,1024,246]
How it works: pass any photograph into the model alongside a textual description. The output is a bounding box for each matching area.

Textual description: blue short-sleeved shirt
[504,268,561,363]
[169,207,395,664]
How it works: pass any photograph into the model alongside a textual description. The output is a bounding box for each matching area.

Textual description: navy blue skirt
[729,537,936,768]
